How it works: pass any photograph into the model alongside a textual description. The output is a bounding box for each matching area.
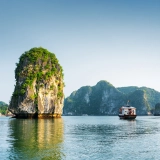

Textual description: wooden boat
[119,104,137,119]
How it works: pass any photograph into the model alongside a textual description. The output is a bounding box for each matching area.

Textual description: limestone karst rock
[9,47,64,118]
[63,80,160,115]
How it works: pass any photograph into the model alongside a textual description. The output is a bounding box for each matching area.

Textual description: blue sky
[0,0,160,103]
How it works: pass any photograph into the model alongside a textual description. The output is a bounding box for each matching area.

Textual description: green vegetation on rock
[13,47,63,97]
[13,47,63,98]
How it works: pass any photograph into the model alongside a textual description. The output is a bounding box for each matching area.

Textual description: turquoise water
[1,116,160,160]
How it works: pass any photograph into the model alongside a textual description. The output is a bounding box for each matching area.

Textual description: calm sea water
[1,116,160,160]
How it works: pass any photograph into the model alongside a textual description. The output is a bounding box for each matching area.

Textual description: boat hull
[119,114,137,119]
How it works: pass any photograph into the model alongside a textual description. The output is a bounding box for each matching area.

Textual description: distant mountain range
[63,80,160,115]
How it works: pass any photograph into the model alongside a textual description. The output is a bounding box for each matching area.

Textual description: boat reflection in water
[8,118,64,160]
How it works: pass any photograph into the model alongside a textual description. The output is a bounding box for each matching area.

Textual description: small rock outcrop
[9,47,64,118]
[0,101,8,115]
[154,103,160,116]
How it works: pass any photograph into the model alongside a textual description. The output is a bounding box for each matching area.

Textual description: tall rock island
[9,47,64,118]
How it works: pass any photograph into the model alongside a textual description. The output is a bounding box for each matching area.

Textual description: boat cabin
[119,106,136,115]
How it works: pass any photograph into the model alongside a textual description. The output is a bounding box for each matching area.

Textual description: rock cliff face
[9,47,64,118]
[63,80,160,115]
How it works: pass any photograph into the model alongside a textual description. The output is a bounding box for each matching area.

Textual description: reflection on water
[1,116,160,160]
[8,118,64,160]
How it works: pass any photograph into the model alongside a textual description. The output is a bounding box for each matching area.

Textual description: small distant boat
[118,102,137,119]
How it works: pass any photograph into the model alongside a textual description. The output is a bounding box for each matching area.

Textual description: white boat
[118,104,137,119]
